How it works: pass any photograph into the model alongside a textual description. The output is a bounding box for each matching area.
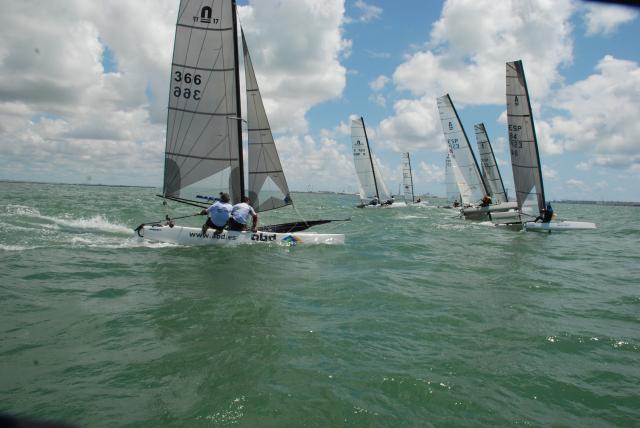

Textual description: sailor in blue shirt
[200,192,232,235]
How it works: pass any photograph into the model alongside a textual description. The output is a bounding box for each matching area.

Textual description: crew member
[535,202,554,223]
[200,192,232,235]
[229,196,258,232]
[480,194,492,207]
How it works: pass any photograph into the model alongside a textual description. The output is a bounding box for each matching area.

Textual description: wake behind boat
[136,0,346,245]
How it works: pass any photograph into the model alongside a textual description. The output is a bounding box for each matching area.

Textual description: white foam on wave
[0,244,39,252]
[45,214,133,234]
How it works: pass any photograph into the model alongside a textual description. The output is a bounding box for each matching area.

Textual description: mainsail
[474,123,508,204]
[351,117,391,202]
[437,94,488,204]
[506,60,545,212]
[401,152,415,203]
[447,149,472,205]
[242,30,291,212]
[163,0,243,203]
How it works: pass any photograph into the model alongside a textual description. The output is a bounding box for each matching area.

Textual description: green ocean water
[1,181,639,427]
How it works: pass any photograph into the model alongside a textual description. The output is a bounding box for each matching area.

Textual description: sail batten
[437,94,488,204]
[505,60,546,212]
[475,123,508,204]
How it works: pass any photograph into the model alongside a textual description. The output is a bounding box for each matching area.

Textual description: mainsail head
[506,60,545,212]
[351,117,391,202]
[163,0,243,203]
[437,94,488,204]
[242,30,292,212]
[474,123,508,204]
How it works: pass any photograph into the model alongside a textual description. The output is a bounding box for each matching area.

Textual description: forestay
[401,152,415,203]
[164,0,243,203]
[351,117,391,202]
[475,123,508,204]
[243,30,291,212]
[506,60,545,212]
[437,94,488,204]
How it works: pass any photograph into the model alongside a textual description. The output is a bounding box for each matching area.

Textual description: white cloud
[548,55,640,167]
[584,3,638,36]
[239,0,349,134]
[418,161,445,184]
[542,165,558,180]
[368,93,386,107]
[369,75,390,91]
[393,0,574,104]
[378,0,575,158]
[378,96,444,152]
[566,178,585,188]
[276,134,354,191]
[347,0,383,23]
[0,0,350,186]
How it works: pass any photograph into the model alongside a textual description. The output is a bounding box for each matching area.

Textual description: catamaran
[401,152,424,205]
[436,94,515,219]
[135,0,345,245]
[351,117,395,208]
[492,60,596,232]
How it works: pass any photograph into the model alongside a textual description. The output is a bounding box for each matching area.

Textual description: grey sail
[243,30,291,212]
[436,94,488,204]
[401,152,415,203]
[474,123,508,204]
[163,0,243,203]
[506,60,545,212]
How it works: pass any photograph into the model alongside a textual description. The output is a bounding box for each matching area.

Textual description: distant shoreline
[551,200,640,207]
[0,179,154,189]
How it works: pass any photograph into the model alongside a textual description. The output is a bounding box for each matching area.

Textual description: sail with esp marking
[437,94,488,204]
[243,30,291,212]
[475,123,508,204]
[506,60,545,212]
[163,0,243,203]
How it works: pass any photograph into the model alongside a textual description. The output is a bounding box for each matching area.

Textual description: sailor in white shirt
[200,192,232,235]
[228,196,258,232]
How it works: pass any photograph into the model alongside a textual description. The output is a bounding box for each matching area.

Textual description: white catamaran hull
[523,221,597,232]
[461,201,519,220]
[138,225,345,246]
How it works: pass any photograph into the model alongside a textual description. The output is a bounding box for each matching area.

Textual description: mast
[361,117,380,200]
[231,0,245,201]
[405,153,415,202]
[447,94,489,196]
[517,60,545,207]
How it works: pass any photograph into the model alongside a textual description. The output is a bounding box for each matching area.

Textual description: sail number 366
[173,71,202,100]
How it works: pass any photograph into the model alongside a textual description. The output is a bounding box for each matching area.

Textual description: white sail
[475,123,508,204]
[351,117,391,202]
[401,152,415,203]
[445,152,459,205]
[449,149,473,205]
[506,60,546,212]
[163,0,243,202]
[242,30,291,212]
[437,94,488,204]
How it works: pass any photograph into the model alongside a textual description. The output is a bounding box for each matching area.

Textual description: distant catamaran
[135,0,345,245]
[493,60,596,231]
[401,152,422,204]
[351,117,393,207]
[436,94,516,219]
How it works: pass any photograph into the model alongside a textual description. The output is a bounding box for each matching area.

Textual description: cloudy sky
[0,0,639,201]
